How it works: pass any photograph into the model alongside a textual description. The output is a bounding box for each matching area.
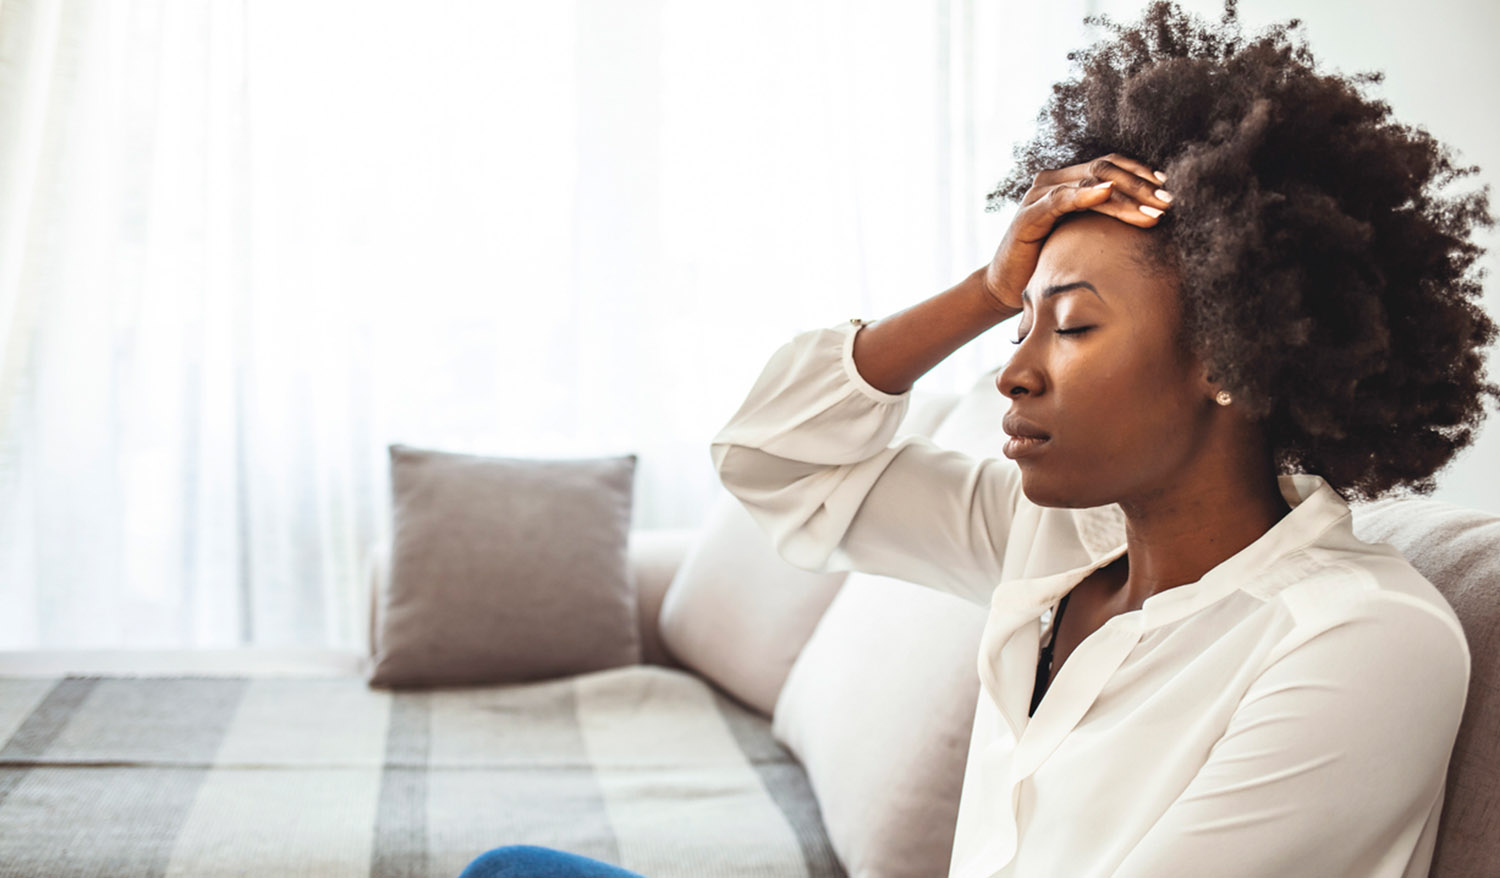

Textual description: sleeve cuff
[838,319,909,405]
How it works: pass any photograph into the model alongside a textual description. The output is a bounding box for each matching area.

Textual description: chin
[1018,472,1110,509]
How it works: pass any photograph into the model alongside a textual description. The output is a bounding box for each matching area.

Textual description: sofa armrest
[363,540,389,664]
[629,528,699,668]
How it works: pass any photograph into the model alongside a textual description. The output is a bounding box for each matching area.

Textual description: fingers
[1094,154,1165,189]
[1079,156,1172,224]
[990,153,1172,310]
[1085,182,1171,227]
[1024,153,1173,227]
[985,181,1114,307]
[1011,179,1117,245]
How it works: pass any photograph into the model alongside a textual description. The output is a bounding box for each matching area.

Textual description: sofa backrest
[1350,497,1500,878]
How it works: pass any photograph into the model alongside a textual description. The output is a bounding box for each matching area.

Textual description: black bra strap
[1029,591,1073,717]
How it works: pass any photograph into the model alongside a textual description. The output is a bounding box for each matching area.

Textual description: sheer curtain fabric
[0,0,1090,649]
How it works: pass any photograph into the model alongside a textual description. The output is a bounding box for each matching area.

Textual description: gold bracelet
[848,317,870,327]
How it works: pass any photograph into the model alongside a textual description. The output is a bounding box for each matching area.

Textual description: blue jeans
[457,845,646,878]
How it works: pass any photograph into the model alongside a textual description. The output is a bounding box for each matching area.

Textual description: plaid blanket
[0,665,846,878]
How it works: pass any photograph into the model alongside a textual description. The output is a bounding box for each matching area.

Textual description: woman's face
[996,212,1213,509]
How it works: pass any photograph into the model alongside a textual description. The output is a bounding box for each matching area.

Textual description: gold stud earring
[1215,390,1232,406]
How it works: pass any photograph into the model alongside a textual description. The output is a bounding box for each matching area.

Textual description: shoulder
[1253,528,1470,683]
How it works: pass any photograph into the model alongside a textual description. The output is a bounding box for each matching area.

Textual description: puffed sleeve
[710,320,1023,605]
[1111,594,1470,878]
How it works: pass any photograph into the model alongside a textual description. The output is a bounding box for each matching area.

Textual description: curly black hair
[987,0,1497,499]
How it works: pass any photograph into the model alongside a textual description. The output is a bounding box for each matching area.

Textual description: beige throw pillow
[367,444,640,688]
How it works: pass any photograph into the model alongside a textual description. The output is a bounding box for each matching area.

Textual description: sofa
[0,366,1495,878]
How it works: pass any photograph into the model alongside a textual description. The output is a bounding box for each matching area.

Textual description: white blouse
[711,320,1471,878]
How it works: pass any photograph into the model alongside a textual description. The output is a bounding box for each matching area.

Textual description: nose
[996,348,1043,398]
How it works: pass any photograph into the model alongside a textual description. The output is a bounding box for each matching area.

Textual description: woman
[461,2,1494,875]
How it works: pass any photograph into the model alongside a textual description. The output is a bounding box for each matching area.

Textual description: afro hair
[988,0,1497,499]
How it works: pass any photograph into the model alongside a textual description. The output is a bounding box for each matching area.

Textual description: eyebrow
[1020,281,1104,303]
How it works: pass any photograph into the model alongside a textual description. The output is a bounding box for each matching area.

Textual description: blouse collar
[978,473,1355,748]
[996,473,1353,632]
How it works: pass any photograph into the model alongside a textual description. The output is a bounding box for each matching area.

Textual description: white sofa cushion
[766,372,1006,877]
[658,489,848,716]
[772,577,986,878]
[660,392,963,717]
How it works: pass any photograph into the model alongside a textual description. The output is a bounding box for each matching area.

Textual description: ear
[1194,360,1222,403]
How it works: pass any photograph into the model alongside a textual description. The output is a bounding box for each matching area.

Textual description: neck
[1113,451,1291,610]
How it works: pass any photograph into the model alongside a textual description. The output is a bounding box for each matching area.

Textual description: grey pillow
[367,444,640,688]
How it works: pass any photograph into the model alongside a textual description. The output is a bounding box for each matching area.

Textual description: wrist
[968,265,1022,320]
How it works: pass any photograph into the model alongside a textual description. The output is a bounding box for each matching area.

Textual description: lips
[1001,412,1051,460]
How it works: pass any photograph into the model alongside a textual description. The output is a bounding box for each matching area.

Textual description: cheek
[1093,350,1202,440]
[1054,349,1163,430]
[1101,363,1206,482]
[1024,349,1203,503]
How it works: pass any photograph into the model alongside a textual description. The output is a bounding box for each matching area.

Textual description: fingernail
[1139,205,1163,218]
[1154,188,1173,203]
[1153,170,1167,183]
[1092,181,1113,189]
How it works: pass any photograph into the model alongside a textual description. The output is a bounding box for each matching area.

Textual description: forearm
[709,318,1019,601]
[850,266,1020,395]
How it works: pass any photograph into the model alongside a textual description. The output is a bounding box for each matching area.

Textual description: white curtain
[0,0,1094,649]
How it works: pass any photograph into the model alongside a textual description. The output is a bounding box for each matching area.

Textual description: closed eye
[1011,325,1095,345]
